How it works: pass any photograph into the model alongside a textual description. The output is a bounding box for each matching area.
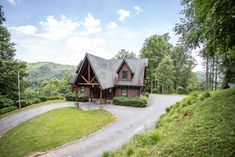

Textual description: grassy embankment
[103,89,235,157]
[0,107,115,157]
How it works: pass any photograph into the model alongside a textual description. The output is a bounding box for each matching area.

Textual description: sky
[1,0,203,71]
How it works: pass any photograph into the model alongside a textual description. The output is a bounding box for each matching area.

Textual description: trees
[170,45,195,92]
[0,6,27,107]
[114,49,136,59]
[156,55,175,94]
[0,6,15,60]
[175,0,235,88]
[140,34,172,92]
[139,33,201,94]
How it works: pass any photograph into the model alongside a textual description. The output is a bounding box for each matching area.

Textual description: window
[121,88,127,97]
[122,71,128,80]
[80,87,85,94]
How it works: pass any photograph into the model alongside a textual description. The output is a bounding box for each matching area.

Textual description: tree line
[175,0,235,90]
[114,34,203,94]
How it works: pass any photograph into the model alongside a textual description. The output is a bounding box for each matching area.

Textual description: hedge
[0,106,17,115]
[31,98,41,104]
[39,96,48,102]
[65,93,87,102]
[113,96,147,107]
[15,100,32,107]
[47,95,64,100]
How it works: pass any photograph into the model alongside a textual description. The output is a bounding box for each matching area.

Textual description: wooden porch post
[88,63,90,81]
[99,88,104,109]
[75,87,79,108]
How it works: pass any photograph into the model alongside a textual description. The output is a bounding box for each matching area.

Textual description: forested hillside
[26,62,76,87]
[20,62,76,107]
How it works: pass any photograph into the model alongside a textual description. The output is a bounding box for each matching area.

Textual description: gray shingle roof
[70,53,148,89]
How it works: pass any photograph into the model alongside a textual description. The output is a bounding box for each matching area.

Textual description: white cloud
[107,22,117,29]
[80,13,101,35]
[66,36,105,52]
[117,9,130,21]
[133,6,142,14]
[38,15,79,40]
[8,0,16,5]
[9,25,37,35]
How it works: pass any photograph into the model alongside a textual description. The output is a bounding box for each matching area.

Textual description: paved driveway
[39,94,186,157]
[0,102,75,137]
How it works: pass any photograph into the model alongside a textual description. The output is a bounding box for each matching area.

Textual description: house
[69,53,148,106]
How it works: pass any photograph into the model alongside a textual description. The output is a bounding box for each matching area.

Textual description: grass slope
[104,89,235,157]
[0,99,66,119]
[0,107,115,157]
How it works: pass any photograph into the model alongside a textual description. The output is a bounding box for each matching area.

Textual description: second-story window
[122,71,128,80]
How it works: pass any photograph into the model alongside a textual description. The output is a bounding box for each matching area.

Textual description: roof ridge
[86,53,107,60]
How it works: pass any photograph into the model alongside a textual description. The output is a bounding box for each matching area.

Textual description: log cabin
[69,53,148,106]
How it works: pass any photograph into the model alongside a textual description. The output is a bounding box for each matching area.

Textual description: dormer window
[122,71,128,80]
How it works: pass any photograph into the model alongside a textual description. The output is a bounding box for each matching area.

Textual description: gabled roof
[70,53,148,89]
[116,59,134,74]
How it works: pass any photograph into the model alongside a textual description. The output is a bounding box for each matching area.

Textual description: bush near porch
[65,93,88,102]
[113,96,147,107]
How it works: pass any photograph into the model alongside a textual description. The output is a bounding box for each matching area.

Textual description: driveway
[0,102,75,137]
[39,94,186,157]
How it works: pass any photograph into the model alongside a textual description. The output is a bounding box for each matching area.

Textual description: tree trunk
[215,55,218,90]
[150,79,153,93]
[211,58,215,90]
[205,58,209,90]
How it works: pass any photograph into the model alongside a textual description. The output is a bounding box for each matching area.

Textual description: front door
[92,86,100,99]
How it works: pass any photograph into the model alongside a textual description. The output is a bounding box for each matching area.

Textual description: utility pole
[18,71,21,109]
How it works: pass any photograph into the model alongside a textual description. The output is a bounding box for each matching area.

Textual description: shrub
[0,96,14,109]
[134,131,160,147]
[31,98,41,104]
[113,96,147,107]
[0,106,18,115]
[126,147,134,156]
[102,151,114,157]
[200,91,210,100]
[166,107,170,112]
[39,96,48,102]
[142,92,150,97]
[149,131,160,144]
[65,93,87,102]
[65,93,76,101]
[78,93,87,102]
[47,95,63,100]
[15,100,29,107]
[176,86,189,94]
[26,100,32,106]
[152,88,160,93]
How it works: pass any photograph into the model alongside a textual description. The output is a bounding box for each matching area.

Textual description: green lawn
[104,89,235,157]
[0,107,115,157]
[0,99,66,119]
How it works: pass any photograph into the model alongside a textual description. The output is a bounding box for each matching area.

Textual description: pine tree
[0,6,27,108]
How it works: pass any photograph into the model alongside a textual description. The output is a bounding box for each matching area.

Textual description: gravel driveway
[39,94,186,157]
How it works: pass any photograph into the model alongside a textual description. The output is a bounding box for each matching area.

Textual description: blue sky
[1,0,202,70]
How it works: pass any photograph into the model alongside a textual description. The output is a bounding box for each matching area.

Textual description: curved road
[40,94,185,157]
[0,94,185,157]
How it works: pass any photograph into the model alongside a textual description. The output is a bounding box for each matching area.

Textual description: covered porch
[73,56,113,107]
